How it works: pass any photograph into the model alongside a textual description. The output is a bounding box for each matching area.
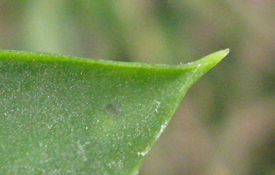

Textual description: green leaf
[0,49,229,174]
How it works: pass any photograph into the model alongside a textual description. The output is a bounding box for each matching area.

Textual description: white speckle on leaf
[154,100,161,113]
[155,121,168,139]
[77,140,88,162]
[137,146,151,156]
[47,124,53,129]
[107,160,123,168]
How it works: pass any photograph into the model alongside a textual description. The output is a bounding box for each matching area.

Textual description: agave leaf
[0,49,228,174]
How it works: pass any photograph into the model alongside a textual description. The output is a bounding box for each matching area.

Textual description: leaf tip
[181,48,229,85]
[218,48,230,61]
[192,48,229,69]
[208,48,230,65]
[223,48,230,54]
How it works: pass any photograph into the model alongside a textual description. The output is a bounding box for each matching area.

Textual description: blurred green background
[1,0,275,174]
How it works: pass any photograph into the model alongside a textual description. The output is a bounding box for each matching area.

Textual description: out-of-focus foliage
[0,0,275,174]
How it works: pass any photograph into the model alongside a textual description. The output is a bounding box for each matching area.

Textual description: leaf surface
[0,49,228,174]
